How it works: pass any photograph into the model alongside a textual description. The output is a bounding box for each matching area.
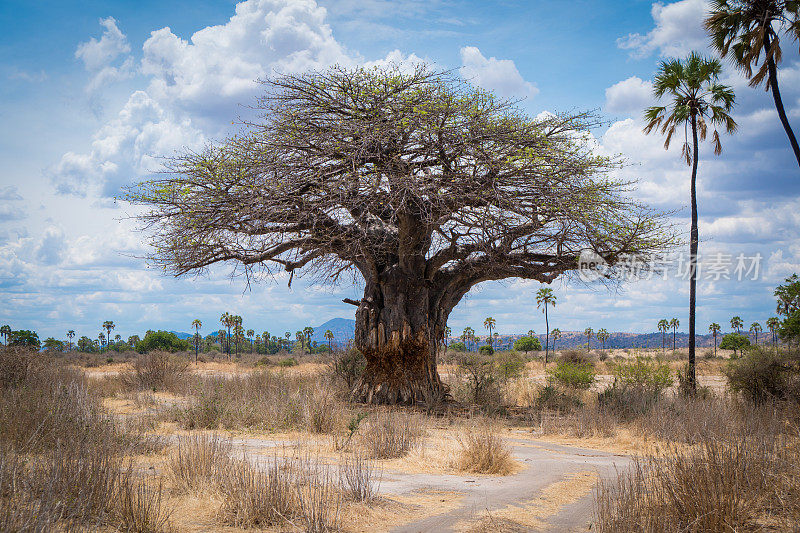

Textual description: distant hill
[310,318,356,347]
[169,331,193,340]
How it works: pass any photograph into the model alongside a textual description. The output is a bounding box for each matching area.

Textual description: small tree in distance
[709,322,721,357]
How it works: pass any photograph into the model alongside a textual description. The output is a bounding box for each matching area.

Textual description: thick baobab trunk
[350,271,448,404]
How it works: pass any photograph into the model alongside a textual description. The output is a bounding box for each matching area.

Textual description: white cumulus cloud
[459,46,538,99]
[617,0,709,59]
[75,17,134,94]
[604,76,654,116]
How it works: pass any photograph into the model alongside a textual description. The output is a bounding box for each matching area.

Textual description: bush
[724,348,800,403]
[558,349,594,366]
[533,384,581,411]
[456,424,514,475]
[455,353,501,405]
[513,336,542,353]
[610,357,673,392]
[134,330,190,353]
[359,409,425,459]
[479,345,494,355]
[449,341,467,352]
[548,361,596,390]
[496,353,526,380]
[121,352,188,392]
[719,333,751,356]
[330,349,366,388]
[278,357,298,367]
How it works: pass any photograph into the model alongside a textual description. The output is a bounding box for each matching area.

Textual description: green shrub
[513,336,542,353]
[134,330,190,353]
[455,353,501,406]
[278,358,298,367]
[449,341,467,352]
[719,333,751,356]
[610,357,673,392]
[479,345,494,355]
[724,348,800,404]
[548,361,596,390]
[496,353,526,380]
[534,384,581,411]
[331,349,366,388]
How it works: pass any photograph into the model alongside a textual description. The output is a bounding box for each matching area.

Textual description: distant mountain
[168,331,193,340]
[450,330,733,350]
[310,318,356,347]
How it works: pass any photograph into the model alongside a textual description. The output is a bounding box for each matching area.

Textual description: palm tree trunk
[764,32,800,168]
[688,112,699,392]
[544,303,549,365]
[713,333,717,357]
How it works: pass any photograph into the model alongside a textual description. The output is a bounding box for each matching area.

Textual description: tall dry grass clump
[358,408,425,459]
[339,453,380,502]
[121,351,189,392]
[167,433,232,491]
[455,424,515,475]
[595,436,800,532]
[0,347,173,532]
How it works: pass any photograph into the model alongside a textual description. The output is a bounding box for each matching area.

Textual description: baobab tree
[709,322,721,357]
[536,287,557,364]
[130,66,672,403]
[484,317,496,350]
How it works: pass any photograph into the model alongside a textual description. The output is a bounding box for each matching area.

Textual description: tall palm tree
[463,327,474,352]
[731,315,744,333]
[303,326,315,352]
[750,321,762,345]
[324,329,334,352]
[669,318,680,350]
[766,316,780,350]
[645,52,736,393]
[584,327,594,352]
[217,330,225,353]
[102,321,115,351]
[98,331,106,348]
[550,328,561,352]
[493,332,500,350]
[597,328,610,353]
[705,0,800,166]
[658,319,669,353]
[483,317,496,349]
[191,319,202,363]
[245,329,254,352]
[536,287,557,364]
[66,329,75,351]
[220,312,233,357]
[709,322,722,357]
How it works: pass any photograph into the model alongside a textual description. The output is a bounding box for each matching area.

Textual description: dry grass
[339,453,381,502]
[121,352,189,393]
[167,433,232,492]
[595,436,800,532]
[0,348,173,532]
[358,408,426,459]
[455,424,516,475]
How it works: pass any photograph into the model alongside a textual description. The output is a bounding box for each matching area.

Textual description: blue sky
[2,0,799,341]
